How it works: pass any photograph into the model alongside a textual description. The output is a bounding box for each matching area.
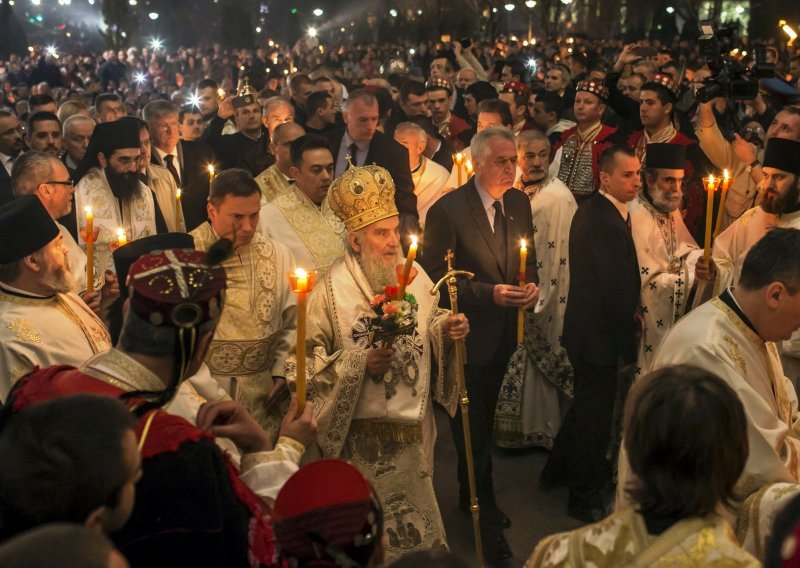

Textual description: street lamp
[666,6,675,13]
[312,8,323,16]
[525,0,536,7]
[148,12,159,20]
[389,9,398,17]
[504,3,515,10]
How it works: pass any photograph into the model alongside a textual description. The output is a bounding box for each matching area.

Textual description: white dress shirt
[154,146,182,182]
[475,177,505,231]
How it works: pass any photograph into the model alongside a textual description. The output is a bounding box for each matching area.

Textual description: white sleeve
[238,437,306,503]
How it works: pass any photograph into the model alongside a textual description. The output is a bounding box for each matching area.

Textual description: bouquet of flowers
[368,285,418,346]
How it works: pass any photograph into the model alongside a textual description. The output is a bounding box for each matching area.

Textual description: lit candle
[289,268,316,416]
[465,159,474,177]
[217,88,225,98]
[84,206,94,293]
[453,152,464,186]
[518,239,527,344]
[116,227,127,248]
[397,235,418,299]
[175,187,184,231]
[207,164,215,195]
[714,169,731,238]
[704,174,717,262]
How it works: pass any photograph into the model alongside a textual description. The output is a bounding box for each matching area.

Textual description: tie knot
[164,155,173,164]
[492,201,503,215]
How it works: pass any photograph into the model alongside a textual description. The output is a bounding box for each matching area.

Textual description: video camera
[695,22,773,103]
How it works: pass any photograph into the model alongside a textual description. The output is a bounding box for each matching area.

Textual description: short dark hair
[197,79,218,91]
[405,114,438,138]
[290,134,331,167]
[304,91,332,118]
[503,60,526,81]
[0,395,136,540]
[400,80,426,104]
[625,365,748,519]
[208,168,259,206]
[640,82,675,106]
[28,94,55,110]
[179,106,202,123]
[289,73,313,94]
[739,227,800,294]
[478,99,513,127]
[537,91,565,120]
[27,111,59,134]
[599,144,636,173]
[94,92,121,109]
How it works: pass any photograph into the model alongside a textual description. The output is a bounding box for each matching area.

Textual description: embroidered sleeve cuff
[240,437,305,472]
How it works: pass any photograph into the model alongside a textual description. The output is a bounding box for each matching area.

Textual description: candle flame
[84,206,92,215]
[520,239,527,251]
[708,174,715,184]
[116,227,126,240]
[217,88,225,97]
[723,169,729,180]
[176,188,182,198]
[410,235,418,246]
[294,267,308,280]
[466,159,474,173]
[207,164,215,174]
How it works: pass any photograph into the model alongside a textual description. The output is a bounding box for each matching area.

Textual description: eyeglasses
[43,179,75,187]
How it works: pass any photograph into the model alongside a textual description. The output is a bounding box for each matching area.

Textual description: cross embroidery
[649,282,657,290]
[656,320,664,327]
[547,241,555,249]
[641,266,650,275]
[560,258,567,265]
[645,344,653,352]
[559,297,566,304]
[550,278,557,286]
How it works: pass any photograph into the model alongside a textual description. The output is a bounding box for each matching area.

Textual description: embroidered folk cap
[127,248,226,329]
[575,79,609,102]
[0,195,60,263]
[425,77,453,95]
[644,73,679,100]
[500,81,530,96]
[273,459,383,566]
[329,164,399,232]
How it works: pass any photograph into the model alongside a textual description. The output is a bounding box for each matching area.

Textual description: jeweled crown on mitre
[328,164,399,232]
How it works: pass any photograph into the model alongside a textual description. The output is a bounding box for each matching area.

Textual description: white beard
[358,248,402,293]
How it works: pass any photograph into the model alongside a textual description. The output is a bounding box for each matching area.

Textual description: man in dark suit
[325,89,420,244]
[143,100,217,231]
[541,145,642,523]
[0,110,24,206]
[421,127,539,563]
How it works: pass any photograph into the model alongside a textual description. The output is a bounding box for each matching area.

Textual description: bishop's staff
[430,249,483,567]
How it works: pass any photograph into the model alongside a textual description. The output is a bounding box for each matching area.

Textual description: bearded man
[0,195,110,401]
[74,119,168,275]
[296,164,469,562]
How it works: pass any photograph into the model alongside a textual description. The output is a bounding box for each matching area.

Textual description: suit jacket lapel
[177,142,186,174]
[466,183,506,278]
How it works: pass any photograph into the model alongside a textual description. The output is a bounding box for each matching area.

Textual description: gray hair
[471,127,516,166]
[11,151,60,197]
[56,100,89,124]
[394,122,426,145]
[262,96,294,116]
[63,114,95,137]
[517,129,551,154]
[142,99,179,124]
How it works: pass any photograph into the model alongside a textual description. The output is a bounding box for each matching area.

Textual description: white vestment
[0,285,111,401]
[258,188,345,271]
[254,164,292,205]
[712,206,800,383]
[411,157,450,228]
[629,192,702,375]
[496,176,576,449]
[59,221,101,295]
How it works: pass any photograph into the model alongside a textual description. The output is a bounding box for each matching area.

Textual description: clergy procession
[3,3,800,567]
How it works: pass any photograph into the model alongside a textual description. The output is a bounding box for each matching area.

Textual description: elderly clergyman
[296,163,469,562]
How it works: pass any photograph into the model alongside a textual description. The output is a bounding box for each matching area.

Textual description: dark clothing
[543,192,640,507]
[0,167,12,207]
[202,116,273,178]
[98,60,128,90]
[150,140,218,231]
[324,127,420,243]
[422,180,538,508]
[431,138,456,171]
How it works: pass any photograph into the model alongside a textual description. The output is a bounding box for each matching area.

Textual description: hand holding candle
[288,268,317,416]
[703,174,718,262]
[517,239,527,344]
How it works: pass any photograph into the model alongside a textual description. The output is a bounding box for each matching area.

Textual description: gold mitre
[329,164,398,232]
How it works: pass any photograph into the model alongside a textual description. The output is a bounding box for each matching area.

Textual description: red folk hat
[127,249,226,329]
[425,77,453,95]
[576,79,609,102]
[648,73,679,98]
[273,459,383,566]
[500,81,530,96]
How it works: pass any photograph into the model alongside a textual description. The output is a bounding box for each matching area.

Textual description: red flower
[384,285,399,299]
[382,302,399,316]
[370,294,388,307]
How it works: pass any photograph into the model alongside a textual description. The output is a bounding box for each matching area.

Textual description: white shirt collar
[599,189,629,220]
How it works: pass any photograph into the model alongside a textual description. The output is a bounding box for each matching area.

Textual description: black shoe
[483,533,512,563]
[458,499,512,529]
[566,502,606,524]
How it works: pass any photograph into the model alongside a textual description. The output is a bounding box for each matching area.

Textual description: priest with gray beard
[73,118,167,275]
[290,163,469,562]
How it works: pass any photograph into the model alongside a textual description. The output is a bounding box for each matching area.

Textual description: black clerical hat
[0,195,59,263]
[75,118,142,182]
[763,138,800,176]
[645,143,686,170]
[112,232,195,300]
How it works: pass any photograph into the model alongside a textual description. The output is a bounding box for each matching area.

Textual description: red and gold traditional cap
[273,459,383,565]
[648,73,679,97]
[127,249,226,329]
[576,79,609,102]
[500,81,530,96]
[425,77,453,95]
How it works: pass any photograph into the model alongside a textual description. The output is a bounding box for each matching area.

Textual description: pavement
[432,406,583,567]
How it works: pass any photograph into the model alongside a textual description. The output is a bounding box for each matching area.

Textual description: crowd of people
[0,21,800,568]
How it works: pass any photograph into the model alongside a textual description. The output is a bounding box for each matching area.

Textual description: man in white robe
[711,138,800,383]
[295,163,469,561]
[0,195,110,401]
[259,134,345,271]
[620,228,800,559]
[393,122,449,227]
[254,122,305,205]
[629,143,708,375]
[191,168,297,426]
[496,129,576,449]
[74,119,167,276]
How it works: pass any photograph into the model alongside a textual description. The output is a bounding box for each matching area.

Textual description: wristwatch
[746,160,760,174]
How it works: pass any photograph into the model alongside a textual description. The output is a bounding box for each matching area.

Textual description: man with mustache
[74,119,168,275]
[25,112,62,157]
[258,134,345,270]
[0,195,110,402]
[298,162,469,562]
[494,129,576,452]
[711,137,800,383]
[628,143,710,376]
